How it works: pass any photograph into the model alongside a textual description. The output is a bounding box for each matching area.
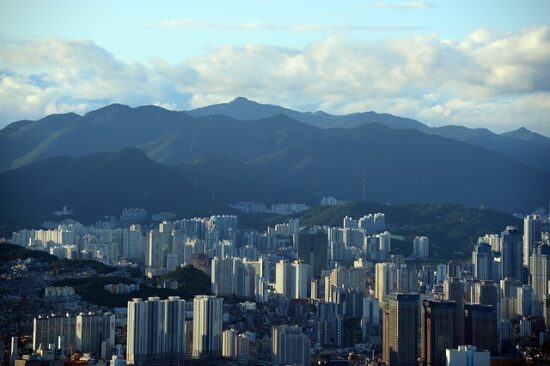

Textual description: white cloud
[0,26,549,135]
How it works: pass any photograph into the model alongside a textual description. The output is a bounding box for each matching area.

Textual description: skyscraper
[275,260,310,299]
[529,243,550,302]
[443,278,464,347]
[296,228,328,278]
[464,304,497,355]
[76,312,115,356]
[375,262,396,300]
[147,230,164,269]
[413,236,430,258]
[362,296,381,347]
[123,225,145,264]
[472,243,493,280]
[222,328,238,359]
[523,214,542,266]
[421,300,456,366]
[127,297,187,365]
[271,325,311,366]
[33,314,76,353]
[382,293,420,366]
[211,257,256,298]
[192,295,223,359]
[501,226,523,281]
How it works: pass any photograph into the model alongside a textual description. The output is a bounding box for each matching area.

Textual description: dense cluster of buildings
[3,210,550,365]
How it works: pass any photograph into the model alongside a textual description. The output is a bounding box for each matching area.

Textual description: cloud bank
[0,25,549,135]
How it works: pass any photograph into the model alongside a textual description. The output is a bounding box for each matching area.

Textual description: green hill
[0,147,226,228]
[243,201,521,258]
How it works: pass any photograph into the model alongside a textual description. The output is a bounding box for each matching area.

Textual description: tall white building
[192,295,223,359]
[375,262,396,300]
[524,214,542,266]
[272,325,311,366]
[122,226,145,264]
[76,312,115,356]
[275,260,310,299]
[147,231,164,269]
[324,267,367,303]
[530,244,550,302]
[222,328,238,359]
[33,314,76,352]
[478,234,501,252]
[127,296,186,365]
[211,257,256,298]
[377,231,391,255]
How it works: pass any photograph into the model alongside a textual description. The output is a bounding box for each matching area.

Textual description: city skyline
[1,1,550,365]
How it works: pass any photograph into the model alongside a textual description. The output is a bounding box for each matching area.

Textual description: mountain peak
[230,96,255,104]
[511,127,531,134]
[501,126,550,148]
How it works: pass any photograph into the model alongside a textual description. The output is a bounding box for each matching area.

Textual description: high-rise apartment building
[413,236,430,258]
[76,312,115,356]
[362,296,381,347]
[296,228,328,278]
[192,295,223,359]
[33,314,76,352]
[444,278,464,347]
[211,257,256,298]
[524,214,542,266]
[501,226,523,281]
[530,243,550,302]
[375,262,396,300]
[271,325,311,366]
[472,243,493,280]
[127,297,187,365]
[464,304,497,355]
[421,300,456,366]
[275,260,310,299]
[382,293,420,366]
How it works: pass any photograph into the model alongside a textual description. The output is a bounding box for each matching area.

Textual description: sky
[0,0,549,135]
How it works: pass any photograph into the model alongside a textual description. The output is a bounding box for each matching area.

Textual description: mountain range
[0,97,549,227]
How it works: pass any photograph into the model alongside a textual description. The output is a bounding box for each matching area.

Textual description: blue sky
[0,0,549,134]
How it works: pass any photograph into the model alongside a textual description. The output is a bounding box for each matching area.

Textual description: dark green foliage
[0,147,225,228]
[158,264,212,296]
[173,156,314,204]
[52,276,133,287]
[53,276,180,308]
[249,124,549,214]
[52,265,211,308]
[126,266,143,278]
[51,259,115,275]
[0,243,58,263]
